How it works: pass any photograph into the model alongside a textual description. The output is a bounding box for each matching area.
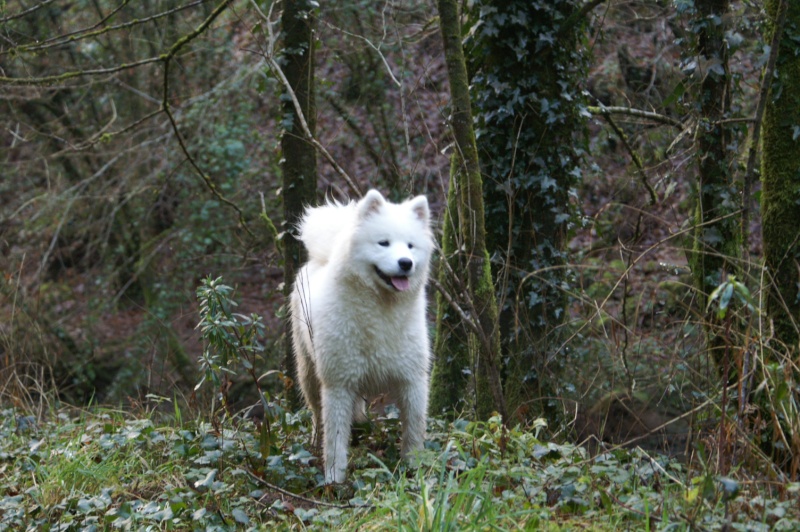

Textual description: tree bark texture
[691,0,740,368]
[281,0,318,410]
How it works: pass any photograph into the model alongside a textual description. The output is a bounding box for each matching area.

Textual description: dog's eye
[408,243,414,249]
[378,240,390,247]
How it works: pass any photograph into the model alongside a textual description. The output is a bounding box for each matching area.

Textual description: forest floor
[2,405,799,530]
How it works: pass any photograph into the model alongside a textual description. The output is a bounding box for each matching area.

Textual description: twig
[321,20,401,88]
[245,469,373,510]
[588,105,684,129]
[434,243,493,358]
[249,0,362,197]
[9,0,206,54]
[160,0,255,239]
[593,107,657,205]
[270,58,361,196]
[321,15,414,163]
[32,0,132,50]
[0,56,164,86]
[429,277,481,338]
[82,108,162,148]
[0,0,56,23]
[50,98,119,154]
[323,93,393,183]
[636,447,687,488]
[549,208,743,359]
[160,0,232,63]
[36,154,125,281]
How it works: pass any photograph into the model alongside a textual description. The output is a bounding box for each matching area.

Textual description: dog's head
[350,190,433,295]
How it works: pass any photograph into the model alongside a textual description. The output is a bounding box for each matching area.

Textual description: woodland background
[1,0,800,527]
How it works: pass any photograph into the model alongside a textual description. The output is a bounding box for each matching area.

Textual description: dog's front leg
[321,386,355,483]
[398,378,429,458]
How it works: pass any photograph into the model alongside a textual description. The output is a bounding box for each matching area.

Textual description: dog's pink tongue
[391,276,410,291]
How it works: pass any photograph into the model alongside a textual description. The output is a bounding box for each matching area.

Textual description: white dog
[290,189,433,483]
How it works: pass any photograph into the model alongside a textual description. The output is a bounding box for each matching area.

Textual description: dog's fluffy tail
[297,199,356,265]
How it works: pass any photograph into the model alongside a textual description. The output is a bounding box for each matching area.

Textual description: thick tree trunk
[760,0,800,473]
[763,0,800,352]
[281,0,318,410]
[690,0,740,369]
[464,1,588,422]
[430,0,505,421]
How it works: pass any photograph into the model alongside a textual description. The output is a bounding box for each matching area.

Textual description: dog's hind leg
[295,353,323,449]
[352,396,368,423]
[321,386,356,483]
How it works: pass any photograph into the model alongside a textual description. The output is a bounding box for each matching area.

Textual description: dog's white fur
[290,189,433,483]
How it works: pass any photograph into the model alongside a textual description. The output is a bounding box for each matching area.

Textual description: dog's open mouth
[374,266,410,292]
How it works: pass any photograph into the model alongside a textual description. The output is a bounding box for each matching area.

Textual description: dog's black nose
[398,258,412,271]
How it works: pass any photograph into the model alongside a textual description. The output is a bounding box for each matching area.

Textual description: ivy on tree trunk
[431,0,590,422]
[465,0,589,422]
[430,0,505,421]
[689,0,741,370]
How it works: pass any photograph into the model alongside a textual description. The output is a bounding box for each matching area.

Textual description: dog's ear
[357,189,385,219]
[407,195,429,225]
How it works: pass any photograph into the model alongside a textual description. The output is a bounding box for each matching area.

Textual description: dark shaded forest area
[2,1,800,525]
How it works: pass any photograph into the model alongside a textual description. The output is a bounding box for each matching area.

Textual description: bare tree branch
[160,0,255,239]
[588,105,684,129]
[592,107,658,205]
[0,57,163,86]
[7,0,207,54]
[250,0,362,197]
[0,0,56,24]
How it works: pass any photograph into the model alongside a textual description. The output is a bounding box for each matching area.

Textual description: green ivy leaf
[232,507,250,525]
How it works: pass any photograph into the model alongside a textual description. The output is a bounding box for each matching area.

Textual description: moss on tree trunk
[763,0,800,353]
[430,0,505,421]
[430,171,476,416]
